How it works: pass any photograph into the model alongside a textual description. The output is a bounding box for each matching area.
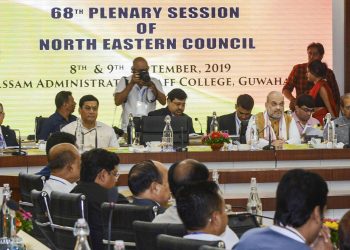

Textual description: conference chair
[227,212,259,238]
[30,190,56,249]
[133,220,187,250]
[206,116,213,134]
[157,234,225,250]
[35,116,49,141]
[101,203,157,249]
[50,191,87,250]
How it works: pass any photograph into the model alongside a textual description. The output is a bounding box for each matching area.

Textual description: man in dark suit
[128,160,170,214]
[218,94,254,143]
[0,103,18,147]
[148,88,195,133]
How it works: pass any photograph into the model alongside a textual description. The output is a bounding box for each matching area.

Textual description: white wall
[333,0,345,94]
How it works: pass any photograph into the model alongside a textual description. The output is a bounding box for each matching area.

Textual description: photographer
[114,57,166,132]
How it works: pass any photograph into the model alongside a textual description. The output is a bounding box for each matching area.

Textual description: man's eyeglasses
[82,106,98,112]
[300,107,314,113]
[109,170,120,179]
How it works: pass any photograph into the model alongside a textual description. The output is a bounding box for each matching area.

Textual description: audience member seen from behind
[114,57,166,132]
[148,88,195,133]
[61,94,118,150]
[42,143,80,196]
[292,94,319,136]
[71,148,128,250]
[152,159,239,249]
[283,42,340,111]
[128,160,170,214]
[339,210,350,250]
[36,131,77,179]
[218,94,254,143]
[39,91,77,141]
[0,103,18,147]
[327,93,350,145]
[246,91,300,148]
[234,169,331,250]
[307,60,338,124]
[177,181,228,249]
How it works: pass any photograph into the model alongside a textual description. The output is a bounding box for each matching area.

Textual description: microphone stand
[194,118,203,135]
[175,126,188,152]
[262,126,275,150]
[12,129,27,156]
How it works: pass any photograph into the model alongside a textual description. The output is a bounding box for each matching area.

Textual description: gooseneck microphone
[194,118,203,135]
[12,129,27,156]
[262,126,275,151]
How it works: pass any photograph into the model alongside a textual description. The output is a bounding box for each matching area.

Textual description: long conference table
[1,148,350,220]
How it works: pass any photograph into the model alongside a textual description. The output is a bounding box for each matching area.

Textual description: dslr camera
[139,70,151,82]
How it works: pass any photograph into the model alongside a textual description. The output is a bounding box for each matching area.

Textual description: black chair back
[35,116,48,141]
[50,191,87,250]
[133,221,187,250]
[19,173,45,211]
[101,203,156,249]
[206,116,213,134]
[157,234,225,250]
[30,190,55,249]
[227,212,259,238]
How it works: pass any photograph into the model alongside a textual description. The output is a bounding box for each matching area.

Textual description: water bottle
[162,115,173,152]
[75,118,84,153]
[73,218,91,250]
[249,116,259,150]
[114,240,126,250]
[212,169,219,186]
[247,177,263,225]
[210,112,219,133]
[325,113,334,146]
[127,113,134,146]
[0,134,5,156]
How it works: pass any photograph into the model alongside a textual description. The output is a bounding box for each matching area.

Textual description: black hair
[339,210,350,250]
[307,42,325,57]
[79,95,99,108]
[274,169,328,227]
[55,91,72,109]
[237,94,254,110]
[49,150,77,171]
[167,88,187,102]
[296,94,315,108]
[308,60,327,78]
[168,159,209,198]
[128,160,163,196]
[46,132,76,155]
[176,181,222,230]
[80,148,120,182]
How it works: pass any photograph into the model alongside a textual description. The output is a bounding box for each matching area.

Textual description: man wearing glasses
[61,95,118,150]
[0,103,18,147]
[328,93,350,144]
[114,57,166,132]
[292,94,319,136]
[148,88,195,133]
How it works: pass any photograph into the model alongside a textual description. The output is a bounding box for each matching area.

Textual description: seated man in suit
[246,91,300,148]
[148,88,195,133]
[219,94,254,143]
[61,94,118,151]
[71,148,128,250]
[177,181,228,249]
[0,103,18,147]
[328,93,350,144]
[128,160,170,214]
[39,91,77,141]
[42,143,80,195]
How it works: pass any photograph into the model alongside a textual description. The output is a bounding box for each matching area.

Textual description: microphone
[175,126,188,152]
[12,129,27,156]
[262,126,275,150]
[335,123,350,148]
[194,118,203,135]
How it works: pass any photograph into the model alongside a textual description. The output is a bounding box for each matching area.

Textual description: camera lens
[139,70,150,82]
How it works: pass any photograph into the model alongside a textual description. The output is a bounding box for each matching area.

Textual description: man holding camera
[114,57,166,132]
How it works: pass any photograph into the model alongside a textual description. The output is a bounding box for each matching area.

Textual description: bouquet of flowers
[202,131,230,145]
[15,209,33,233]
[323,218,339,248]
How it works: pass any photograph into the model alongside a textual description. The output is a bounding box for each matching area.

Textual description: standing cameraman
[114,57,166,132]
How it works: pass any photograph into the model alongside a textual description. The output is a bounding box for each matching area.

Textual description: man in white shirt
[246,91,300,148]
[61,95,118,151]
[114,57,166,132]
[43,143,80,195]
[177,181,229,249]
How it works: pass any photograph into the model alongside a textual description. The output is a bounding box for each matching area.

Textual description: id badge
[136,101,148,116]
